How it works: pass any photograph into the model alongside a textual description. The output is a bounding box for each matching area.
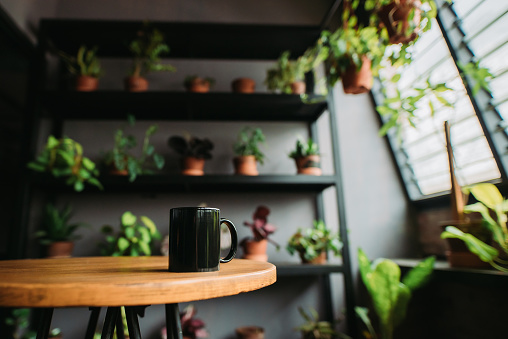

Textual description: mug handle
[220,218,238,263]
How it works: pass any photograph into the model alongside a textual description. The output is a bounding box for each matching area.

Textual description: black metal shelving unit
[14,16,357,338]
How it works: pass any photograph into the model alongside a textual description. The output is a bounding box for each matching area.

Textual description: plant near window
[27,135,102,192]
[356,248,435,339]
[441,183,508,272]
[232,127,266,175]
[103,115,165,182]
[100,211,161,256]
[286,220,342,264]
[295,307,351,339]
[458,61,494,95]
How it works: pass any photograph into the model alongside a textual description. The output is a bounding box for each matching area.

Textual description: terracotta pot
[186,78,211,93]
[294,155,322,176]
[300,251,327,264]
[124,76,149,92]
[232,78,256,93]
[46,241,74,258]
[234,156,259,176]
[377,0,421,44]
[182,156,205,176]
[241,239,268,261]
[342,57,373,94]
[441,220,491,269]
[290,81,306,94]
[236,326,265,339]
[108,158,129,176]
[75,75,99,91]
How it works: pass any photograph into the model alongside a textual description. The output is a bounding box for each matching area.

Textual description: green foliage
[286,220,342,261]
[128,24,176,77]
[441,183,508,272]
[233,127,266,164]
[4,308,36,339]
[58,45,101,77]
[458,61,493,95]
[289,138,320,159]
[357,249,435,339]
[295,307,351,339]
[35,203,87,245]
[100,211,161,256]
[27,135,102,192]
[103,115,165,182]
[376,76,453,140]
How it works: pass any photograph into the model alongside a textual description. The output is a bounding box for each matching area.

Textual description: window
[374,0,507,200]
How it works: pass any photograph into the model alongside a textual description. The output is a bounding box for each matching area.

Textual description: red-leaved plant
[242,206,279,248]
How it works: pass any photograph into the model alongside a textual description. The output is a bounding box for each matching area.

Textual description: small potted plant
[125,24,176,91]
[184,75,215,93]
[103,115,165,182]
[295,307,351,339]
[286,220,342,264]
[289,138,322,176]
[240,206,278,261]
[356,248,435,339]
[233,127,266,176]
[231,77,256,93]
[99,211,161,256]
[35,203,87,258]
[168,134,214,175]
[265,51,309,94]
[27,135,103,192]
[58,45,101,91]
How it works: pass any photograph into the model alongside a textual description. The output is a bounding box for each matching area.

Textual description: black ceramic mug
[168,207,238,272]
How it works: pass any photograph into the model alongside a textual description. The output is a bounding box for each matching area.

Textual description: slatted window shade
[376,0,506,199]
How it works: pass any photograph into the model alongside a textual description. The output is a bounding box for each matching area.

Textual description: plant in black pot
[35,203,88,258]
[241,205,278,262]
[286,220,342,264]
[168,134,214,176]
[289,138,322,176]
[27,135,102,192]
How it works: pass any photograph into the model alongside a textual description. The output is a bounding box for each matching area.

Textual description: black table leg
[84,307,101,339]
[125,307,142,339]
[36,308,54,339]
[165,304,183,339]
[115,308,125,339]
[101,307,120,339]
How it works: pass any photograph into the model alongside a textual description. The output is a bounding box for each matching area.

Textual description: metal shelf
[41,91,328,122]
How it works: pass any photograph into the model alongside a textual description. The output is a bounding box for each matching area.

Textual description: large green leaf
[401,256,435,291]
[441,226,498,262]
[470,183,503,209]
[121,211,136,226]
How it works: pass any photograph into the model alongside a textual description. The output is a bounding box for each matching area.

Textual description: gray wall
[1,1,416,338]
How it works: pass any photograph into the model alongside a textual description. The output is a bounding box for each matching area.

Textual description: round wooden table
[0,257,276,339]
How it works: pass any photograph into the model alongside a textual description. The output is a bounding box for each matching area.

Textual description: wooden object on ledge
[444,121,465,221]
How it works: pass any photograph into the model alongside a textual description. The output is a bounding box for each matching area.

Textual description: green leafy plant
[286,220,342,262]
[4,308,36,339]
[295,307,351,339]
[27,135,102,192]
[289,138,320,159]
[58,45,101,77]
[356,248,435,339]
[168,134,214,160]
[103,115,165,182]
[458,61,493,95]
[35,203,87,245]
[128,24,176,77]
[441,183,508,272]
[100,211,161,256]
[233,127,266,164]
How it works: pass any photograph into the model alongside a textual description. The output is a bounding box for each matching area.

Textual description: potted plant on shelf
[103,115,165,182]
[441,183,508,272]
[232,127,266,176]
[289,138,322,175]
[356,248,435,339]
[295,307,351,339]
[99,211,161,256]
[286,220,342,264]
[168,134,214,176]
[231,77,256,93]
[27,135,103,192]
[235,326,265,339]
[184,75,215,93]
[265,51,309,94]
[35,203,87,258]
[125,24,176,92]
[241,206,278,261]
[58,45,101,91]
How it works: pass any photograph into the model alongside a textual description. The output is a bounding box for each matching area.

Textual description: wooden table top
[0,257,276,308]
